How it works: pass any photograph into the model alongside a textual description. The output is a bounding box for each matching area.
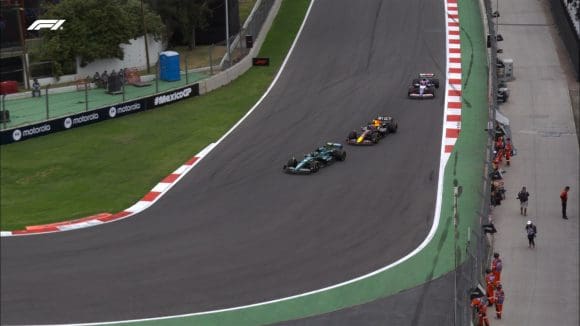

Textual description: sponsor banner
[106,100,144,118]
[63,112,100,130]
[148,84,200,108]
[9,124,52,143]
[0,84,199,145]
[0,102,143,144]
[0,107,114,144]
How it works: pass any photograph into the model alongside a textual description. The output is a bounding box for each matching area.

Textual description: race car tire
[347,131,357,140]
[426,87,436,98]
[371,134,379,143]
[389,123,398,133]
[433,79,440,89]
[336,150,346,161]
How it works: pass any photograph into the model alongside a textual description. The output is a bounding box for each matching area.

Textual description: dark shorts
[520,200,528,208]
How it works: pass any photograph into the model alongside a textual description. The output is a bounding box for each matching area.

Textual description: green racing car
[283,143,346,174]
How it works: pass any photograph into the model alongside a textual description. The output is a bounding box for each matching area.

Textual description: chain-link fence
[452,162,494,325]
[0,63,210,130]
[450,0,500,324]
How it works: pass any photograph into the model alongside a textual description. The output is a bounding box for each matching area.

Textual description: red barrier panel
[0,81,19,95]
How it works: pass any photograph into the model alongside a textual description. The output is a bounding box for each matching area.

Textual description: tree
[145,0,215,48]
[40,0,164,77]
[123,0,166,41]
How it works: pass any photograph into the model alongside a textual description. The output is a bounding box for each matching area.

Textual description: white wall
[31,34,164,87]
[76,35,164,77]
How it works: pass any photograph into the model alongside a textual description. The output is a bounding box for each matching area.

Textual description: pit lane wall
[550,0,580,80]
[0,0,281,146]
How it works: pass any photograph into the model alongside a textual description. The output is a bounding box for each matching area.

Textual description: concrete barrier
[199,0,282,95]
[550,0,580,80]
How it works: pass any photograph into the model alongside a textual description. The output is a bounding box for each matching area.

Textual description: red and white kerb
[443,0,462,165]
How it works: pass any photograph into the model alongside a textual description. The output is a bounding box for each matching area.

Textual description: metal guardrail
[553,0,580,80]
[0,67,208,131]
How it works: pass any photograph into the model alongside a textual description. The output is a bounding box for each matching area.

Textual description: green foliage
[146,0,216,47]
[123,0,166,41]
[40,0,164,75]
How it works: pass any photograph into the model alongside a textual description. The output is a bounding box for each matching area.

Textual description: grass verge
[0,0,309,231]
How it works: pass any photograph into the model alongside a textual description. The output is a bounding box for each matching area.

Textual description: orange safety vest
[492,258,503,273]
[486,273,495,284]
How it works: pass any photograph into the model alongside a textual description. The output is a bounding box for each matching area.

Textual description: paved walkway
[490,0,579,325]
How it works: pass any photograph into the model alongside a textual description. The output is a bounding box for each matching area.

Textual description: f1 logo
[27,19,66,31]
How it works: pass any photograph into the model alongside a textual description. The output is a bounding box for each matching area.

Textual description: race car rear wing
[419,73,435,78]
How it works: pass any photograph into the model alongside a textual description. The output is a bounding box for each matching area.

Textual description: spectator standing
[491,185,501,207]
[504,138,513,166]
[517,186,530,216]
[31,78,41,97]
[491,252,503,282]
[471,297,490,326]
[93,72,102,88]
[471,297,482,319]
[560,186,570,219]
[485,268,496,304]
[525,220,537,248]
[478,299,491,326]
[494,283,505,319]
[101,70,109,89]
[490,167,503,180]
[495,136,504,152]
[119,68,125,85]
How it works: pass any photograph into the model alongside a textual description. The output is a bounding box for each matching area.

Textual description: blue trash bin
[159,51,181,82]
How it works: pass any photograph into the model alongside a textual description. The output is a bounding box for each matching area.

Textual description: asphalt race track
[0,0,446,324]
